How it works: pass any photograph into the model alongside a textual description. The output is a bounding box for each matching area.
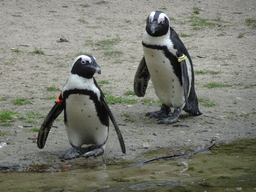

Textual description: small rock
[142,142,149,149]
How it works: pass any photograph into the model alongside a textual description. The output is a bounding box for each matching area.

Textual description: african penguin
[134,11,202,124]
[37,54,126,159]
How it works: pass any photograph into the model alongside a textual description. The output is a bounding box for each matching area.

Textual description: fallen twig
[125,141,216,168]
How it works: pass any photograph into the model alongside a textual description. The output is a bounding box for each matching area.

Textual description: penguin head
[146,11,170,37]
[71,55,101,79]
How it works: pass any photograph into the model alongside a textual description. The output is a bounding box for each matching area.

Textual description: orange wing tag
[55,94,64,103]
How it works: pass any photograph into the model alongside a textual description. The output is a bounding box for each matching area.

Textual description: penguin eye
[158,16,165,24]
[81,60,86,64]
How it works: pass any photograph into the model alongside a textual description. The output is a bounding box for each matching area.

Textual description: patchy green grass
[24,119,37,124]
[105,95,137,104]
[224,111,236,114]
[141,98,155,106]
[124,91,135,96]
[217,33,225,36]
[125,19,131,24]
[0,110,18,120]
[189,15,216,30]
[32,48,45,55]
[122,112,131,117]
[0,131,12,136]
[245,18,256,26]
[0,97,8,101]
[123,98,137,104]
[98,80,109,87]
[241,113,249,117]
[159,7,167,11]
[198,98,217,107]
[12,98,31,105]
[96,38,120,49]
[26,112,45,119]
[193,7,202,14]
[11,48,21,53]
[85,39,94,46]
[157,99,163,107]
[244,85,253,89]
[203,82,232,88]
[79,4,89,8]
[46,87,60,92]
[220,63,229,66]
[237,33,245,38]
[180,34,191,38]
[30,127,40,132]
[4,59,14,65]
[46,96,56,100]
[104,50,123,57]
[1,122,12,126]
[78,19,89,24]
[113,60,123,64]
[195,70,221,75]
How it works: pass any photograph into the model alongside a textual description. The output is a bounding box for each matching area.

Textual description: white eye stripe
[81,56,92,64]
[149,11,156,22]
[158,13,165,23]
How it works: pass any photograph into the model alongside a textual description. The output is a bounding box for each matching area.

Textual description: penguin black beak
[96,67,101,74]
[150,20,158,33]
[146,20,159,36]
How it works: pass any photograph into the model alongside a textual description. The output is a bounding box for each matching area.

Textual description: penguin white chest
[65,94,108,147]
[144,47,184,108]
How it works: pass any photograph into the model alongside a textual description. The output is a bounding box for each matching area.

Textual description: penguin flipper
[101,97,126,154]
[134,57,150,97]
[37,101,64,149]
[179,55,202,116]
[179,56,190,106]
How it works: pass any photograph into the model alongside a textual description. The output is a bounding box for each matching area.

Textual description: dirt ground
[0,0,255,168]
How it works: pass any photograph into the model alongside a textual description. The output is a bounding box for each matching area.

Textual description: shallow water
[0,139,256,191]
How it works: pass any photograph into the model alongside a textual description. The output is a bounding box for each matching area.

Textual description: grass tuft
[124,91,135,96]
[193,7,202,14]
[78,19,89,24]
[0,110,18,120]
[32,48,45,55]
[104,50,123,57]
[203,82,232,88]
[12,98,31,105]
[237,33,245,38]
[245,18,256,26]
[0,131,12,136]
[98,80,109,87]
[195,70,221,75]
[105,95,137,104]
[141,98,155,106]
[97,38,120,49]
[198,98,217,107]
[46,87,60,92]
[180,34,191,38]
[30,127,40,132]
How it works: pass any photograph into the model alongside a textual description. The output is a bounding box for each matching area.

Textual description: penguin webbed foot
[158,108,181,124]
[59,147,81,159]
[81,147,104,158]
[146,104,170,118]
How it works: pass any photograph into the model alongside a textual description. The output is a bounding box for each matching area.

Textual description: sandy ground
[0,0,256,168]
